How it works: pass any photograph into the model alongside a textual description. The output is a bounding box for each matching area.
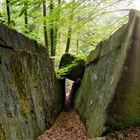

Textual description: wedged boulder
[58,53,85,81]
[0,23,62,140]
[74,9,140,137]
[57,53,85,110]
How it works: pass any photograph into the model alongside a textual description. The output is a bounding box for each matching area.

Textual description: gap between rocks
[37,53,87,140]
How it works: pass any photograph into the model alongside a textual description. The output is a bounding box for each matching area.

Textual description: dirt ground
[106,126,140,140]
[37,109,140,140]
[37,110,88,140]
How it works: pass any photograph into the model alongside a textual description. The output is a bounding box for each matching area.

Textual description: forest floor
[37,109,140,140]
[37,82,140,140]
[37,110,88,140]
[106,126,140,140]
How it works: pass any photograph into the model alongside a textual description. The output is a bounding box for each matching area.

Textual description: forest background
[0,0,139,68]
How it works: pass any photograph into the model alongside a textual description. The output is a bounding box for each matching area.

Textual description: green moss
[10,54,31,118]
[56,59,79,79]
[0,121,7,139]
[107,84,140,130]
[107,116,126,130]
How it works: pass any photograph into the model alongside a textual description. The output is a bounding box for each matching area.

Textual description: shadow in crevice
[58,53,85,111]
[64,79,81,111]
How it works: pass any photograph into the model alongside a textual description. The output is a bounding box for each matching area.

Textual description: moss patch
[10,52,31,118]
[0,121,7,140]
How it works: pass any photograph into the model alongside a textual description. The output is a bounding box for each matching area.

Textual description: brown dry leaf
[37,110,140,140]
[37,110,88,140]
[106,127,140,140]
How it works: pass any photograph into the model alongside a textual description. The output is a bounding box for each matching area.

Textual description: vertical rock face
[74,10,140,137]
[106,13,140,130]
[0,23,62,140]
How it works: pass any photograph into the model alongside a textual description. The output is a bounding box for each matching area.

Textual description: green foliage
[56,55,84,79]
[0,0,133,66]
[56,62,76,79]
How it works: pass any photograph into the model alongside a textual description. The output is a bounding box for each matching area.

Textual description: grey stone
[74,9,140,137]
[0,23,62,140]
[88,137,106,140]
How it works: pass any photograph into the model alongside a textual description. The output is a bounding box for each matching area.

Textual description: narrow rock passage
[37,110,88,140]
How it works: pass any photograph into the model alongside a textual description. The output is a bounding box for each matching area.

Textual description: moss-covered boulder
[0,23,62,140]
[58,53,85,81]
[74,9,140,137]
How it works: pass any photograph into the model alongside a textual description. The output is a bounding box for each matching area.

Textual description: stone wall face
[74,10,140,137]
[0,23,62,140]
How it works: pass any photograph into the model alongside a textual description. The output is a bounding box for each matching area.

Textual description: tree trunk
[24,3,28,33]
[49,0,55,57]
[76,38,79,55]
[43,0,49,50]
[65,4,74,53]
[50,0,61,57]
[50,28,54,56]
[65,26,72,53]
[6,0,10,25]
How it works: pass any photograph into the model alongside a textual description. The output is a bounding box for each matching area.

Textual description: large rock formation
[74,9,140,137]
[58,53,85,81]
[0,23,62,140]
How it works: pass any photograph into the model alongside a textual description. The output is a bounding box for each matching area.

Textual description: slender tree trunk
[50,0,61,57]
[6,0,10,25]
[24,3,28,33]
[49,0,55,56]
[50,28,54,56]
[54,0,61,53]
[65,3,74,53]
[43,0,49,49]
[65,26,72,53]
[76,38,79,55]
[76,29,80,55]
[47,0,61,60]
[52,0,61,56]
